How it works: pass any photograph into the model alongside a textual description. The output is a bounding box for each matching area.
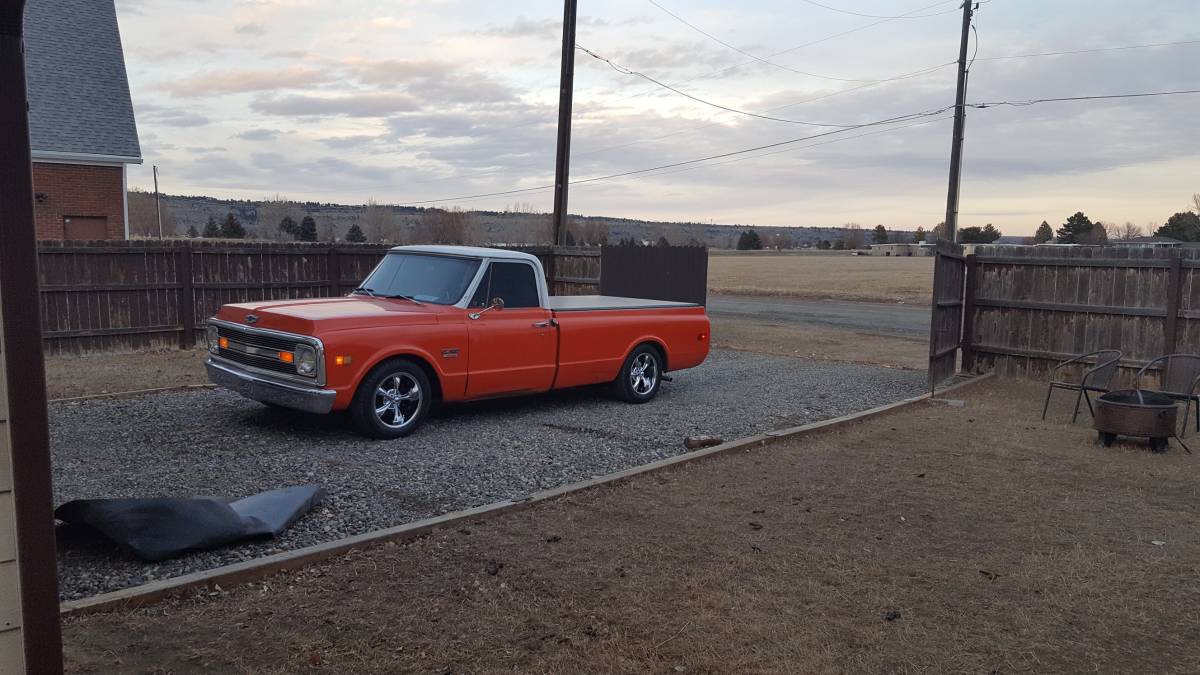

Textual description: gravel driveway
[52,349,925,600]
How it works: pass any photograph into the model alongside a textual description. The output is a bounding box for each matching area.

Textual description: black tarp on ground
[54,485,325,561]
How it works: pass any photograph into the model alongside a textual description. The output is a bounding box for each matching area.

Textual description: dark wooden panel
[600,245,706,305]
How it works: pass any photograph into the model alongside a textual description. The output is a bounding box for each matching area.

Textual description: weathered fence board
[36,241,602,354]
[965,245,1200,385]
[600,245,708,306]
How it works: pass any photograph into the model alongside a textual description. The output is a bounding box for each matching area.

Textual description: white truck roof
[390,245,541,263]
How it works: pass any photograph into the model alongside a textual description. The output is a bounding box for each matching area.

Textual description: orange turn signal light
[334,355,353,366]
[218,337,229,349]
[279,351,295,363]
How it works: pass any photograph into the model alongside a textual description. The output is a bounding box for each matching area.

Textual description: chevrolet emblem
[245,314,259,324]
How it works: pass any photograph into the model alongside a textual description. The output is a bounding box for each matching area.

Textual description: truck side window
[488,262,540,308]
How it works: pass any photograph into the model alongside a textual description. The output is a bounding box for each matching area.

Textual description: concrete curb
[50,383,216,405]
[60,371,993,616]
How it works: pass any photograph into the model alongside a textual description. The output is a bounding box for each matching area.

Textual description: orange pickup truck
[206,245,710,438]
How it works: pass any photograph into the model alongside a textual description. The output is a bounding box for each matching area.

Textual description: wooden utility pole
[153,164,163,238]
[551,0,578,246]
[942,1,974,243]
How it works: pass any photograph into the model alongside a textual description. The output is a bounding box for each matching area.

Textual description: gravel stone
[52,349,925,600]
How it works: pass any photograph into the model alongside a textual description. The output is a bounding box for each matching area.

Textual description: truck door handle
[532,319,556,328]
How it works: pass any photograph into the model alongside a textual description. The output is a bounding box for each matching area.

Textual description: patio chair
[1042,349,1123,423]
[1134,354,1200,436]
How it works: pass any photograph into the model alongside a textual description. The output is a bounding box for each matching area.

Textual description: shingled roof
[23,0,141,162]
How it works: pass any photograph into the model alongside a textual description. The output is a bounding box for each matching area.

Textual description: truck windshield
[357,253,481,305]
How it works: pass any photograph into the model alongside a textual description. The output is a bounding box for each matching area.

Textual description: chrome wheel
[374,373,422,429]
[630,352,658,396]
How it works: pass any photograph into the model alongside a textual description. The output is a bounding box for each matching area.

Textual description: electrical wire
[577,44,867,127]
[974,39,1200,61]
[396,104,956,205]
[646,0,918,83]
[796,0,963,19]
[969,90,1200,108]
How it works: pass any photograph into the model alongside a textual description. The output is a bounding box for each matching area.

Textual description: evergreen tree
[202,216,221,238]
[1156,212,1200,242]
[872,224,889,244]
[186,224,199,238]
[913,226,926,243]
[278,216,299,239]
[832,239,846,250]
[564,230,577,246]
[958,224,1002,244]
[736,229,763,250]
[299,215,318,242]
[345,223,367,242]
[1033,220,1054,244]
[656,235,670,247]
[220,213,246,239]
[817,240,832,250]
[1056,212,1095,244]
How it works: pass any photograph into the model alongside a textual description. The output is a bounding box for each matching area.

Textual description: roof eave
[31,150,143,166]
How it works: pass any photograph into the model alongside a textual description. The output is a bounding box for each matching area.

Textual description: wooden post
[1164,252,1183,355]
[328,245,342,297]
[177,243,195,349]
[961,253,979,372]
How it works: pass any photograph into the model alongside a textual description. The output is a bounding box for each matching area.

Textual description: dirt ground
[44,349,209,400]
[709,253,933,305]
[711,317,926,370]
[62,378,1200,673]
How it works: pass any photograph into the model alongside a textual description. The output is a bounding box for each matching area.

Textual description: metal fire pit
[1094,389,1177,453]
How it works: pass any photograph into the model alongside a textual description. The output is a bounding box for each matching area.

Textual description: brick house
[23,0,141,240]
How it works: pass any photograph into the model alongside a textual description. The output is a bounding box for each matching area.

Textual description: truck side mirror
[468,297,504,320]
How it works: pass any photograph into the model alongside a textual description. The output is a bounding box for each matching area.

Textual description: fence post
[328,244,341,297]
[961,253,978,372]
[177,241,195,349]
[1165,252,1183,355]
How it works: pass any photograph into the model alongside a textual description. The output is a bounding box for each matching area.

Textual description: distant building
[1111,236,1182,249]
[869,242,935,257]
[24,0,142,240]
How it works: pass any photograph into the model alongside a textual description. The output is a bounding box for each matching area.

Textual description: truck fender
[621,336,670,372]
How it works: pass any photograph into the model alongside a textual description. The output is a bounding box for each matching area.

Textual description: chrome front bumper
[206,359,336,414]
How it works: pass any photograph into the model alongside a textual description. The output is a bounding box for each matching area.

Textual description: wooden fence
[964,245,1200,384]
[37,241,600,354]
[600,245,708,306]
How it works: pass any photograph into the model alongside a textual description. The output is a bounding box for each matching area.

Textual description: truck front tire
[350,359,432,439]
[612,344,663,403]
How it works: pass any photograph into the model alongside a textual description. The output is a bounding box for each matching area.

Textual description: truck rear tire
[612,344,663,403]
[350,359,431,439]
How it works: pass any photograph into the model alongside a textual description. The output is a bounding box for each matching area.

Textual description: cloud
[235,23,266,36]
[160,66,328,97]
[136,103,213,128]
[235,128,282,141]
[479,15,654,39]
[250,92,420,117]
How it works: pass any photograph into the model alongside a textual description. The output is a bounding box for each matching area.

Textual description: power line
[796,0,963,20]
[397,105,956,205]
[975,39,1200,61]
[969,89,1200,107]
[578,43,874,128]
[647,0,899,83]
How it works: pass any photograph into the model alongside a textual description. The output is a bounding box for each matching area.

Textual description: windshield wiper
[383,293,425,306]
[351,286,379,297]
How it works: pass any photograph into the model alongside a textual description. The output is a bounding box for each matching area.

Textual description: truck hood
[215,297,437,336]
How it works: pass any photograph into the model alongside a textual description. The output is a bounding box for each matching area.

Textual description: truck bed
[547,295,701,312]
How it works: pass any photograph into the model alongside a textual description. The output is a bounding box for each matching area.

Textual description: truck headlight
[295,344,317,376]
[207,324,220,354]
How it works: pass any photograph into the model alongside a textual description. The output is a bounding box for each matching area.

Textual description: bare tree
[417,207,468,244]
[257,195,305,241]
[127,188,176,237]
[360,199,399,242]
[1193,193,1200,214]
[1113,222,1143,240]
[842,223,865,249]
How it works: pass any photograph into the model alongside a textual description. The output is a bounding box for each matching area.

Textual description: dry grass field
[63,378,1200,673]
[709,253,934,305]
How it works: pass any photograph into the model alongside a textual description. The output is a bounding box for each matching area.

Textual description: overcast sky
[115,0,1199,235]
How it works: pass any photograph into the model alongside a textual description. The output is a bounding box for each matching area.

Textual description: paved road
[708,294,931,336]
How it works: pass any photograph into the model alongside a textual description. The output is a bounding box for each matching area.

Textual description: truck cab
[206,245,710,438]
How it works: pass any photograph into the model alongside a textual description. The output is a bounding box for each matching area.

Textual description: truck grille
[217,325,296,353]
[214,323,312,377]
[217,346,296,376]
